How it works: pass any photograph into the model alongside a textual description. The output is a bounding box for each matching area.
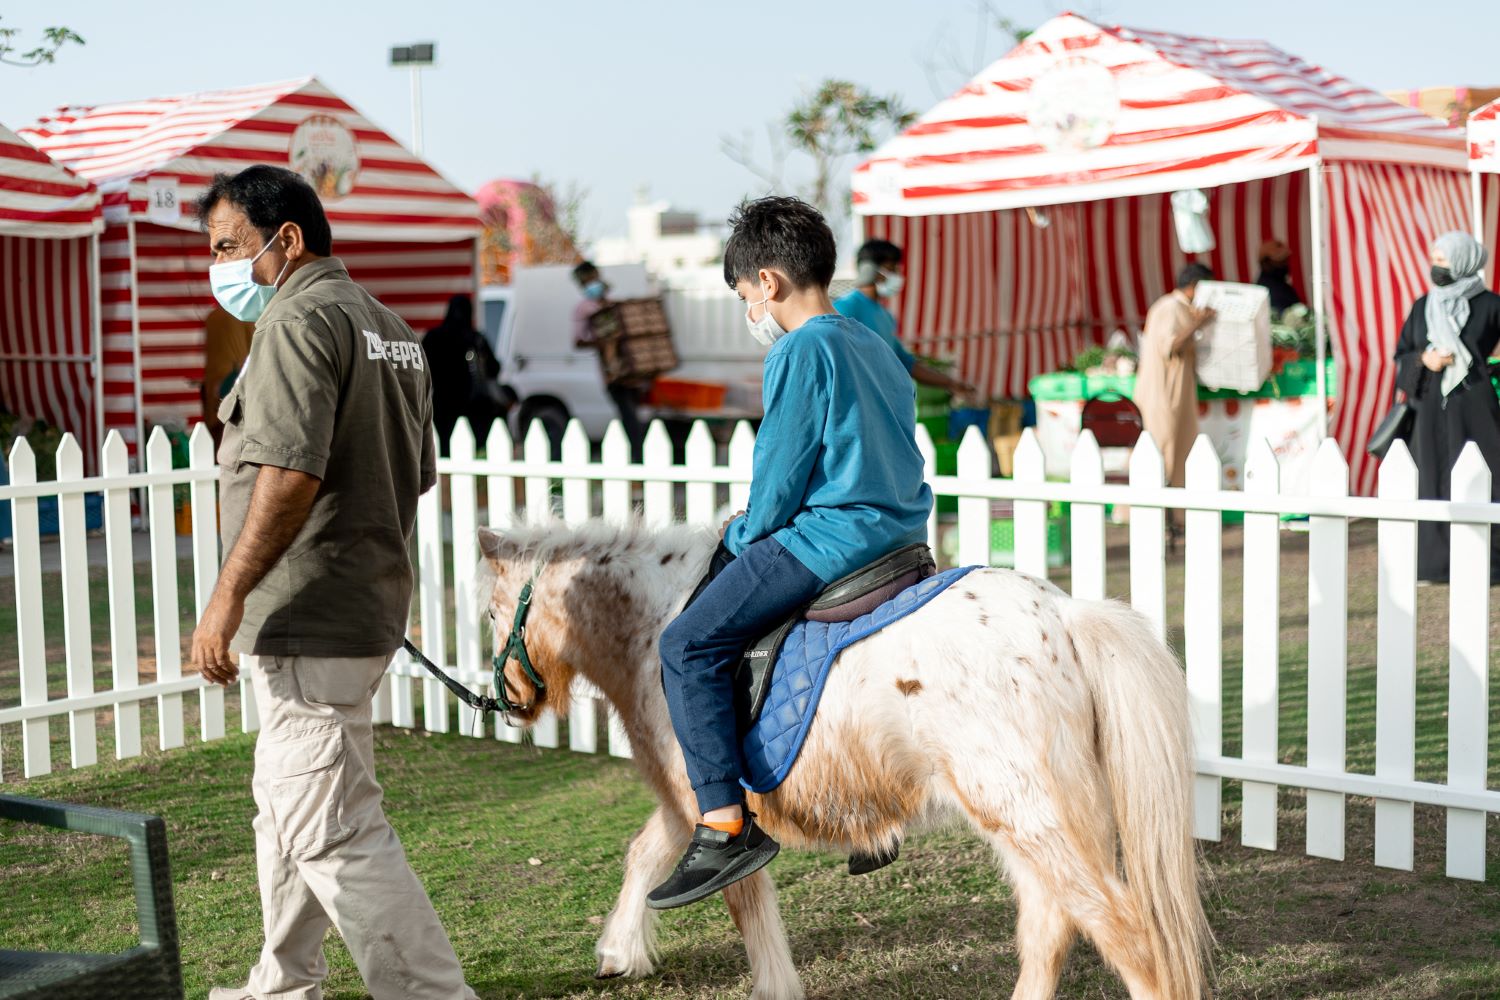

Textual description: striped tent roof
[21,76,480,242]
[1470,98,1500,173]
[0,121,101,238]
[854,13,1465,217]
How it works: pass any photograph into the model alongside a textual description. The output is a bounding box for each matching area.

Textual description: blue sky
[2,1,1496,242]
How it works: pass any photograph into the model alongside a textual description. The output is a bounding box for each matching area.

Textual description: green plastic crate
[990,505,1069,568]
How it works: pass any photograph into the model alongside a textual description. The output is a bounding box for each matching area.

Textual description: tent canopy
[1469,98,1500,292]
[854,12,1464,218]
[0,121,101,238]
[1470,98,1500,173]
[22,76,479,242]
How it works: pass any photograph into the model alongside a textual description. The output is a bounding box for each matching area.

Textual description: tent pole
[1307,159,1329,439]
[128,218,145,463]
[1472,170,1484,242]
[90,231,103,466]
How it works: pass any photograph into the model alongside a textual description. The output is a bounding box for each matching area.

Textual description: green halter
[492,577,547,714]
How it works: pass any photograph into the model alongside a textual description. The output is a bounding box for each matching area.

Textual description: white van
[482,263,766,449]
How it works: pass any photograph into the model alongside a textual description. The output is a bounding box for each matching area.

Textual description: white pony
[476,518,1211,1000]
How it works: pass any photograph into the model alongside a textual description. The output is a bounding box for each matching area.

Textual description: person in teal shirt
[834,238,978,398]
[648,197,933,911]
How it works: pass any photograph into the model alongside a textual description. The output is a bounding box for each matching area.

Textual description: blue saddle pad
[740,565,979,793]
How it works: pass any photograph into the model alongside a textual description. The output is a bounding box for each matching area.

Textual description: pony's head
[475,518,717,728]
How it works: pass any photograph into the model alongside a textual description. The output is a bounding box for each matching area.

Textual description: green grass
[0,725,1497,999]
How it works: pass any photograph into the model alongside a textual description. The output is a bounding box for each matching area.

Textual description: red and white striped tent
[21,76,482,455]
[0,121,104,466]
[1470,98,1500,291]
[853,13,1469,494]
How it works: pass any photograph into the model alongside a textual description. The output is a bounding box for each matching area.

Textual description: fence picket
[600,422,632,524]
[957,427,991,567]
[55,436,97,768]
[524,420,554,520]
[642,421,673,527]
[145,429,184,751]
[1375,441,1418,871]
[450,421,484,738]
[101,432,141,760]
[1445,443,1490,881]
[561,420,592,526]
[1012,430,1048,578]
[729,421,754,515]
[1184,435,1223,841]
[1241,437,1281,851]
[915,425,938,555]
[1128,432,1166,639]
[416,459,449,734]
[685,422,716,527]
[9,439,49,777]
[188,426,225,741]
[1069,431,1106,600]
[1307,439,1348,861]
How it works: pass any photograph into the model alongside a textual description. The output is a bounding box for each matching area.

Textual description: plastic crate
[933,440,960,515]
[587,296,679,383]
[647,378,726,410]
[990,503,1069,568]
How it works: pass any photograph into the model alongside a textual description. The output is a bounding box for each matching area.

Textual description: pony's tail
[1065,599,1213,999]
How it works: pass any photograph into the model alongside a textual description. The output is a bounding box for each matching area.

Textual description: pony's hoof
[595,965,626,980]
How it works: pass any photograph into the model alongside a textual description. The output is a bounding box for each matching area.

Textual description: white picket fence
[1,416,1496,881]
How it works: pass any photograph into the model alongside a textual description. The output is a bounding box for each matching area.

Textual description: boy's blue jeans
[659,536,825,814]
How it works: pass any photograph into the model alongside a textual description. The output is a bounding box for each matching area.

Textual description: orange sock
[704,817,744,836]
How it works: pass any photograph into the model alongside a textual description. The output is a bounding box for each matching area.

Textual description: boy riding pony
[648,196,933,909]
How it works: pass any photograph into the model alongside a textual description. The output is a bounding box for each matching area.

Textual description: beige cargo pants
[242,653,478,1000]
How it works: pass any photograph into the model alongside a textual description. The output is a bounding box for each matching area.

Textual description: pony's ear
[478,527,511,562]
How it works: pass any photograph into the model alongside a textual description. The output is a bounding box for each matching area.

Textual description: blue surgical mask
[583,279,607,300]
[210,232,290,322]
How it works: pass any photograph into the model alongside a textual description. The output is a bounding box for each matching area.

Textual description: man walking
[192,164,477,1000]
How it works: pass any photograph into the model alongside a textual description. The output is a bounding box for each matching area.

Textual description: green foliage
[0,413,62,480]
[0,18,84,67]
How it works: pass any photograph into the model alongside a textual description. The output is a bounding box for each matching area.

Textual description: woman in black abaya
[1392,231,1500,583]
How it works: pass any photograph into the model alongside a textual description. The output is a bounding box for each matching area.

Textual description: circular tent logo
[1026,57,1120,154]
[290,114,360,199]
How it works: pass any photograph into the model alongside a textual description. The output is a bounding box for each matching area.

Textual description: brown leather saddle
[684,543,937,732]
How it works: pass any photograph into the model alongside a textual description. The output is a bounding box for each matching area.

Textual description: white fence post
[1375,440,1418,871]
[145,428,184,752]
[524,420,554,520]
[642,420,674,528]
[1184,435,1223,841]
[729,421,755,515]
[915,424,938,556]
[600,422,632,524]
[188,425,225,741]
[101,431,142,760]
[685,421,716,527]
[56,435,98,769]
[1128,432,1166,640]
[1012,430,1048,579]
[9,439,49,778]
[1241,437,1282,851]
[957,426,991,568]
[450,420,484,739]
[416,453,449,734]
[1306,438,1348,861]
[1069,431,1106,600]
[1445,443,1490,881]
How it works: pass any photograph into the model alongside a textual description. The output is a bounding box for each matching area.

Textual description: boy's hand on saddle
[720,511,745,539]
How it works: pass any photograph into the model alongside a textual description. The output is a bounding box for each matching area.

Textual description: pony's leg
[722,868,803,1000]
[595,805,691,979]
[1000,857,1077,1000]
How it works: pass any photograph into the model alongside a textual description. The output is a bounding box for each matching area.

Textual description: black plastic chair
[0,795,183,999]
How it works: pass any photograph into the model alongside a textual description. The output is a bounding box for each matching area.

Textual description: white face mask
[875,271,905,298]
[744,293,786,347]
[209,231,290,322]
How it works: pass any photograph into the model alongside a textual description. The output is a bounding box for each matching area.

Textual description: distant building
[590,187,724,275]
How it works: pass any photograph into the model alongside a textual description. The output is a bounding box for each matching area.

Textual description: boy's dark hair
[1176,262,1214,289]
[572,260,599,284]
[856,239,903,269]
[197,165,333,256]
[723,196,836,291]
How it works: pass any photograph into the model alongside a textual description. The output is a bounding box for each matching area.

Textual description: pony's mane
[494,513,716,567]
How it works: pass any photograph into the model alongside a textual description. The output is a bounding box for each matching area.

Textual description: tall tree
[0,18,83,67]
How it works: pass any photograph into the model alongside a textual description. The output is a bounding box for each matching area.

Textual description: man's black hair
[572,260,600,284]
[197,165,333,256]
[1176,262,1214,290]
[855,239,903,268]
[722,196,836,290]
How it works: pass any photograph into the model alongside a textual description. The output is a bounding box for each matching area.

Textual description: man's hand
[1191,305,1217,330]
[193,590,246,686]
[950,378,980,402]
[720,510,745,540]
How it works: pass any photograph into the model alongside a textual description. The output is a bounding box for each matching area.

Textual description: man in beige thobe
[1135,263,1216,499]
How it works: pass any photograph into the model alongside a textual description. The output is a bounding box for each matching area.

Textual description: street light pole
[390,42,436,156]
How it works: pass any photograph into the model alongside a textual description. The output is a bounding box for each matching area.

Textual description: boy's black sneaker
[646,816,779,910]
[848,839,900,875]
